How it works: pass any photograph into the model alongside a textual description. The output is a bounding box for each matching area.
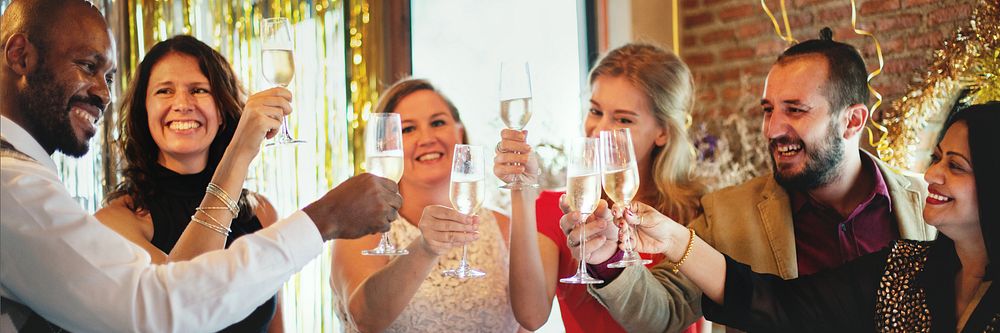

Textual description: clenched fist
[493,129,540,186]
[303,173,402,240]
[229,87,292,158]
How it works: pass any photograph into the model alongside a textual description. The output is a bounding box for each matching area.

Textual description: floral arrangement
[690,110,771,192]
[689,71,772,192]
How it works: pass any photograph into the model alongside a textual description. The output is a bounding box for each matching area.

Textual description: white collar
[1,115,60,172]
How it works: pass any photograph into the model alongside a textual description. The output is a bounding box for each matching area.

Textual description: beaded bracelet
[205,183,239,216]
[668,228,696,274]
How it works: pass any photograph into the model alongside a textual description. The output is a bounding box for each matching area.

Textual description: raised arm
[164,87,291,261]
[505,187,563,330]
[330,205,478,332]
[96,88,291,263]
[494,129,560,329]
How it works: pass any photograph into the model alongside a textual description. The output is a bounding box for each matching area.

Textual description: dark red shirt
[789,153,898,276]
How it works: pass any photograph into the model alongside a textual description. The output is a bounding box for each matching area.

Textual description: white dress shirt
[0,116,324,333]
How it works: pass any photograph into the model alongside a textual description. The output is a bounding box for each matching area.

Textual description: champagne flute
[442,144,487,279]
[260,17,305,146]
[498,61,537,190]
[559,137,604,284]
[599,128,651,268]
[361,113,408,256]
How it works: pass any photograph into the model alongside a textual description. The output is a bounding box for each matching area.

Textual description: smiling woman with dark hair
[616,101,999,332]
[96,35,293,332]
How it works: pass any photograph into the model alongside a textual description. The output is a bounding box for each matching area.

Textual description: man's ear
[3,34,37,76]
[842,103,869,139]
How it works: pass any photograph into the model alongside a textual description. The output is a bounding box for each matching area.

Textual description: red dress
[535,190,702,333]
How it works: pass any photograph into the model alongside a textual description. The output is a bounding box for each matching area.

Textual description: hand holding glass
[560,137,604,284]
[260,17,304,146]
[498,61,537,189]
[600,128,651,268]
[361,113,407,256]
[442,144,487,279]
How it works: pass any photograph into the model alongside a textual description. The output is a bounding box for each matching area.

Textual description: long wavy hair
[589,43,705,222]
[105,35,246,213]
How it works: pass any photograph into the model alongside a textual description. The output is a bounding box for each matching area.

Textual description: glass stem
[510,153,522,185]
[621,223,631,253]
[379,233,392,250]
[280,117,293,138]
[459,245,470,269]
[577,213,589,274]
[622,202,635,254]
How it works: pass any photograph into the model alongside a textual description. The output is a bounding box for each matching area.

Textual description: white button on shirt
[0,115,324,332]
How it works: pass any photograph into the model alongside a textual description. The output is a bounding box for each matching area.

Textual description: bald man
[1,1,400,331]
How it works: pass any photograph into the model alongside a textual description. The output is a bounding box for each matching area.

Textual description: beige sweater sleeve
[585,214,710,333]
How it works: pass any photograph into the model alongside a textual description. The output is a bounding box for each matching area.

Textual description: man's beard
[770,120,845,190]
[17,66,96,157]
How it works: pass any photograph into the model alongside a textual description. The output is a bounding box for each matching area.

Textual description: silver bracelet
[191,215,230,237]
[205,183,239,216]
[195,207,233,233]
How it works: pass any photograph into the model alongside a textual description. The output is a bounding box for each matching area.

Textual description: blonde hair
[589,43,705,222]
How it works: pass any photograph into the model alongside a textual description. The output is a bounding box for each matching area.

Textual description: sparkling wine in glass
[600,128,651,268]
[362,113,408,256]
[442,144,487,279]
[560,137,604,284]
[498,61,537,190]
[500,97,532,131]
[261,17,304,146]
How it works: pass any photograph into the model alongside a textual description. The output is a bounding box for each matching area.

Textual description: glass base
[560,272,604,284]
[499,182,540,190]
[265,138,307,147]
[441,266,486,279]
[606,251,651,268]
[361,248,409,256]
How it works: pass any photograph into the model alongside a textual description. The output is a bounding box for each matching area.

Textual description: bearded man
[563,28,938,332]
[1,1,400,331]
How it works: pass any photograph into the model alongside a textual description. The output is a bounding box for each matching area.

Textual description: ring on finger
[495,142,505,154]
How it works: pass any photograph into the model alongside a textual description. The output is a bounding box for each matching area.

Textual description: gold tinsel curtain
[881,0,999,171]
[111,0,359,331]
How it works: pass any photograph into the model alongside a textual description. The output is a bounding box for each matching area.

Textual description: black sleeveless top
[146,163,276,333]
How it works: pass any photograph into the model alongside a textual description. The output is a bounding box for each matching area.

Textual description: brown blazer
[588,150,937,333]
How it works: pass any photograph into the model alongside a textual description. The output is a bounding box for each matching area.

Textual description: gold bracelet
[191,215,230,236]
[195,208,233,233]
[192,215,228,235]
[205,183,239,216]
[198,206,232,212]
[668,228,695,274]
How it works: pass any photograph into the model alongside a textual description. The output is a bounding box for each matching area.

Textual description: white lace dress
[335,208,520,333]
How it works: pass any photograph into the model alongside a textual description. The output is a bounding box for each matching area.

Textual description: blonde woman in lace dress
[331,78,524,333]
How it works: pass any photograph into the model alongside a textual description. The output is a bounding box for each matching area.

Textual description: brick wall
[681,0,976,118]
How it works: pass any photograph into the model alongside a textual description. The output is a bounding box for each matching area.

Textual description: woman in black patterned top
[599,102,998,332]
